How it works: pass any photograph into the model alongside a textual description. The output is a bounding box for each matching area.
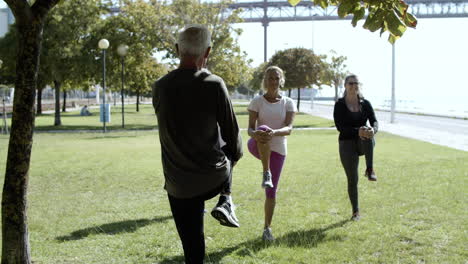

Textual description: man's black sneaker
[211,196,240,228]
[365,168,377,181]
[351,212,360,221]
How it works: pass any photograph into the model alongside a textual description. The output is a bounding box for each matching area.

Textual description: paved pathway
[10,101,468,152]
[297,101,468,152]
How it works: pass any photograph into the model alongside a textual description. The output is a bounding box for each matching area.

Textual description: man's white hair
[177,24,211,57]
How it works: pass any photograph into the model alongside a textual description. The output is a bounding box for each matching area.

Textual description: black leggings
[339,138,375,214]
[167,170,232,264]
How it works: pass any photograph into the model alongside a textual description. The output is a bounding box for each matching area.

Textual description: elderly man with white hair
[152,24,243,263]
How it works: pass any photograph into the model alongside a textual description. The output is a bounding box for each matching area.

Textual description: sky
[2,1,467,116]
[233,17,468,114]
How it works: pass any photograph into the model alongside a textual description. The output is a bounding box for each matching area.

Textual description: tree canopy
[322,50,348,101]
[288,0,417,43]
[269,48,325,90]
[160,0,253,90]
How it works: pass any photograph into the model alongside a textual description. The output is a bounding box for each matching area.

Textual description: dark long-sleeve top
[152,68,243,199]
[333,97,378,140]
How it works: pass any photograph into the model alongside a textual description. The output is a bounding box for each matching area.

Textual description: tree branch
[31,0,62,18]
[4,0,32,22]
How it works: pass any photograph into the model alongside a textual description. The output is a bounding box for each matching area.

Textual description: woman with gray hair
[333,74,378,221]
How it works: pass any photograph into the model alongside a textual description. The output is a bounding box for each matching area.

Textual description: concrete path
[10,101,468,152]
[297,101,468,152]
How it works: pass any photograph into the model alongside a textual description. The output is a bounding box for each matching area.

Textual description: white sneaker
[261,171,274,189]
[211,195,240,228]
[262,227,274,241]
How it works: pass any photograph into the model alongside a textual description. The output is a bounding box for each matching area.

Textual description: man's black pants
[167,171,232,264]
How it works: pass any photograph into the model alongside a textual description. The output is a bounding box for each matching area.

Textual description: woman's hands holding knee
[254,129,273,144]
[359,126,374,140]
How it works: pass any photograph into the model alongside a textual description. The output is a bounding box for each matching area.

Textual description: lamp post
[390,43,396,123]
[117,44,128,128]
[98,39,109,133]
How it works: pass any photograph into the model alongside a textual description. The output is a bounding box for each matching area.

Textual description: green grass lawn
[33,104,159,131]
[0,126,466,263]
[2,103,335,131]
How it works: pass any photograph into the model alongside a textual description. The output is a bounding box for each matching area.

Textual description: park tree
[0,26,16,87]
[0,27,52,115]
[40,0,103,125]
[269,48,325,110]
[89,0,171,112]
[161,0,253,91]
[126,56,167,112]
[36,61,52,115]
[249,62,268,92]
[1,1,61,263]
[322,50,348,102]
[0,26,51,115]
[288,0,417,43]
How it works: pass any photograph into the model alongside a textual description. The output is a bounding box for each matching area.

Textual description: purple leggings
[248,125,286,198]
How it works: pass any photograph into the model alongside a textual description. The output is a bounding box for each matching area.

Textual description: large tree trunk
[2,1,59,262]
[297,88,301,111]
[36,86,44,115]
[62,90,66,112]
[136,89,140,112]
[2,18,41,264]
[54,80,61,126]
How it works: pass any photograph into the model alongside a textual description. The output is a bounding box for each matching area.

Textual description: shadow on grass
[294,124,336,129]
[235,111,316,117]
[84,134,143,140]
[159,219,349,264]
[56,215,172,242]
[34,125,158,132]
[235,111,249,116]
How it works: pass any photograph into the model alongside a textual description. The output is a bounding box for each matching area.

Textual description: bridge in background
[226,0,468,23]
[221,0,468,121]
[222,0,468,61]
[3,0,467,123]
[102,0,468,63]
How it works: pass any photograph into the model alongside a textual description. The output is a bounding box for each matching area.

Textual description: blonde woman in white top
[247,66,297,241]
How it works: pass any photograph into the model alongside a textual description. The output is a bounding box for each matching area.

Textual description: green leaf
[363,10,384,32]
[313,0,328,9]
[403,13,417,28]
[351,6,365,27]
[386,10,407,37]
[337,0,357,18]
[288,0,301,7]
[388,34,399,44]
[380,21,387,36]
[395,0,409,16]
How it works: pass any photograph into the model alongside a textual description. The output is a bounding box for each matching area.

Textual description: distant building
[0,8,14,37]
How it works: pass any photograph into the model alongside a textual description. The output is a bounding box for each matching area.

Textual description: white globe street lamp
[98,39,110,50]
[117,44,128,56]
[117,44,128,128]
[98,39,109,133]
